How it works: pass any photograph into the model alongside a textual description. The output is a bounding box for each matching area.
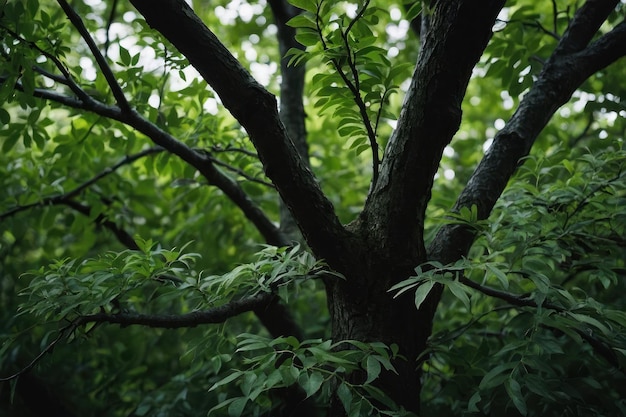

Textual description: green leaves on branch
[21,238,201,320]
[415,142,626,416]
[285,0,413,184]
[21,242,333,322]
[209,334,406,417]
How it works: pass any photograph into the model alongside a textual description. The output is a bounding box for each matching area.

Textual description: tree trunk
[321,221,437,415]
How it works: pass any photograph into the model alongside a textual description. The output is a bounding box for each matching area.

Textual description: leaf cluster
[209,334,407,417]
[412,141,626,416]
[286,0,411,167]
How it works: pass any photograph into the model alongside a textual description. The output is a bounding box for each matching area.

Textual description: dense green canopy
[1,0,625,416]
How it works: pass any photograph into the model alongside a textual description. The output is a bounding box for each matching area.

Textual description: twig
[75,293,275,328]
[314,0,380,187]
[458,275,621,370]
[564,170,626,228]
[500,18,561,41]
[57,0,131,112]
[208,155,275,188]
[62,199,140,250]
[103,0,119,58]
[0,321,79,382]
[0,24,91,101]
[0,293,275,382]
[1,74,288,247]
[0,147,163,221]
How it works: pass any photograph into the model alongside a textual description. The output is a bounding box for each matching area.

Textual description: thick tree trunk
[326,275,429,414]
[321,3,505,414]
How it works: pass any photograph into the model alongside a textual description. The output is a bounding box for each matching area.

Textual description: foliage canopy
[1,0,625,416]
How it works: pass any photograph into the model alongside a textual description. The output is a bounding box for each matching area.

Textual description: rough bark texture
[324,3,506,413]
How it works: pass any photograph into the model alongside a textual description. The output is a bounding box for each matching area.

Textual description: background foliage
[1,0,625,416]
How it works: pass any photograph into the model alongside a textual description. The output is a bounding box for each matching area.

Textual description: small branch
[498,19,561,41]
[103,0,119,57]
[554,0,621,56]
[458,275,558,310]
[75,292,275,329]
[0,293,275,382]
[207,155,275,188]
[315,1,380,187]
[564,170,626,227]
[458,275,621,370]
[0,76,289,247]
[32,64,72,85]
[62,199,140,250]
[0,147,163,221]
[0,321,80,382]
[57,0,131,112]
[0,24,91,102]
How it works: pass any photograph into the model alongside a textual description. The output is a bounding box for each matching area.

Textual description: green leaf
[0,108,10,126]
[467,391,481,412]
[364,355,381,384]
[286,14,317,29]
[300,371,324,397]
[2,132,21,153]
[446,280,471,310]
[568,312,612,336]
[227,397,247,417]
[505,378,527,416]
[209,370,243,391]
[479,362,516,390]
[119,46,131,66]
[336,382,352,415]
[486,263,509,289]
[414,280,435,310]
[288,0,318,13]
[405,2,422,21]
[295,30,320,47]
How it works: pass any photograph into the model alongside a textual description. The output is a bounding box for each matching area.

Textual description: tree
[1,0,625,415]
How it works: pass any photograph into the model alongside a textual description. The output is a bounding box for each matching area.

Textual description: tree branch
[267,0,309,244]
[458,275,621,370]
[0,147,163,222]
[129,0,354,270]
[0,321,80,382]
[57,0,131,112]
[207,154,275,188]
[3,3,305,346]
[103,0,119,57]
[361,1,506,264]
[62,199,140,250]
[1,76,289,247]
[553,0,620,55]
[0,24,91,102]
[428,4,625,266]
[0,293,275,382]
[75,293,274,329]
